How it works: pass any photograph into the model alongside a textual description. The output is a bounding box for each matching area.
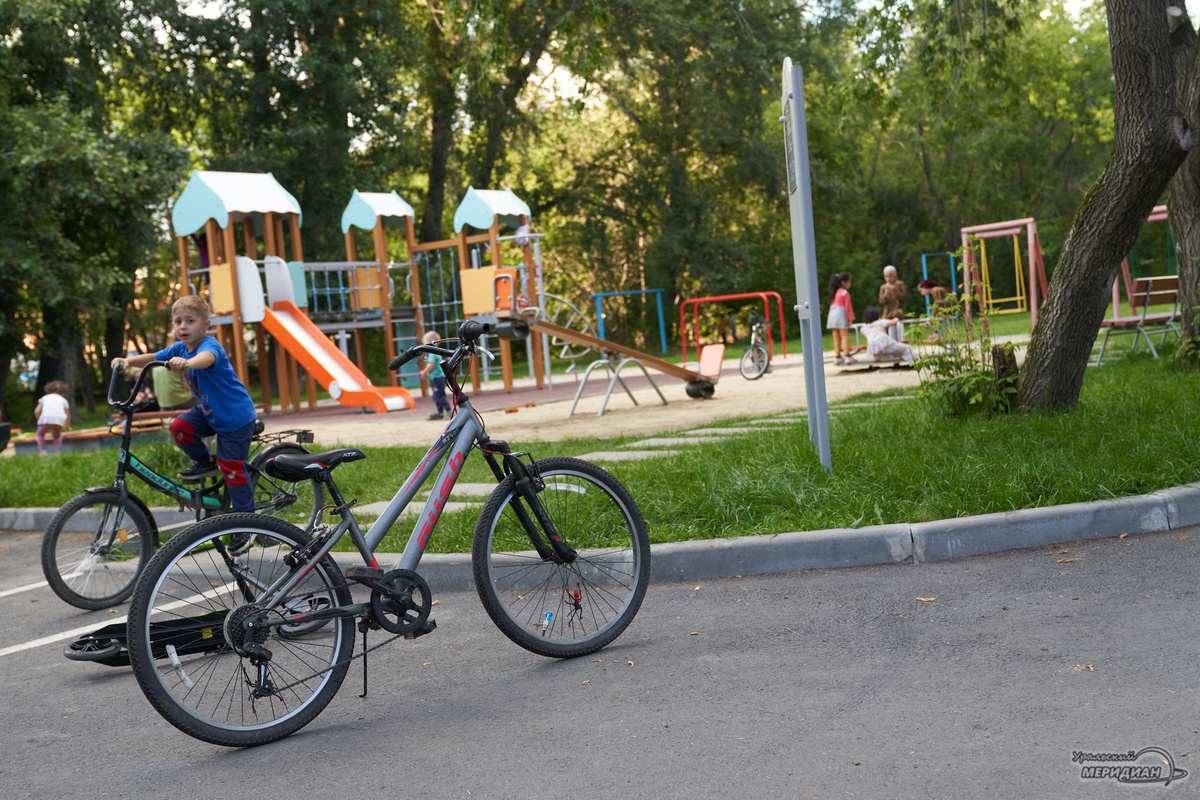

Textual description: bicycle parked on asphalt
[739,311,772,380]
[42,362,322,611]
[118,321,649,747]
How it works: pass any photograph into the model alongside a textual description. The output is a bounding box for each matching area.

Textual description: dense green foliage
[1,0,1123,418]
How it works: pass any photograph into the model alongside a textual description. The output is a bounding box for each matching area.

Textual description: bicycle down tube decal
[418,449,464,549]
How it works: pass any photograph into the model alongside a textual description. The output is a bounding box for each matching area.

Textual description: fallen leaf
[431,600,439,605]
[1183,536,1190,540]
[1057,549,1069,554]
[582,680,590,685]
[1058,558,1076,563]
[916,597,936,602]
[689,631,703,635]
[1119,533,1129,539]
[504,406,519,413]
[524,401,536,407]
[626,661,635,667]
[694,585,702,591]
[593,659,602,662]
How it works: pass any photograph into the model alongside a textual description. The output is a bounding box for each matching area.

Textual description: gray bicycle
[124,320,650,747]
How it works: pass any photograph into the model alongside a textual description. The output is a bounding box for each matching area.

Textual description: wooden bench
[1094,275,1180,366]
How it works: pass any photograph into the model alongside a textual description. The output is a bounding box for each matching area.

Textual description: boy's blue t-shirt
[156,337,257,432]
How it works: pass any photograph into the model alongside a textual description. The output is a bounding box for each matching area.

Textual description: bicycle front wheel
[127,514,354,747]
[472,457,650,659]
[248,443,325,531]
[740,344,770,380]
[41,489,156,609]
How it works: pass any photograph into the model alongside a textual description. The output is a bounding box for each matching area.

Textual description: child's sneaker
[835,356,845,365]
[428,411,444,420]
[179,461,219,482]
[845,354,858,363]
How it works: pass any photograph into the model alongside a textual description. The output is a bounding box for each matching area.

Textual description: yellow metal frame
[977,233,1028,315]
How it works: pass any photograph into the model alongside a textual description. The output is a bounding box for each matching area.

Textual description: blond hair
[422,330,440,344]
[172,294,212,321]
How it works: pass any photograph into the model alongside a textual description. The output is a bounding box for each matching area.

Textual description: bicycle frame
[249,332,570,628]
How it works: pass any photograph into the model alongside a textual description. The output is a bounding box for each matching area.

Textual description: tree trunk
[1166,5,1200,338]
[1017,0,1192,412]
[421,15,458,244]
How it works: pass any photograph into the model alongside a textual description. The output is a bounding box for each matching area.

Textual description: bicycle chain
[257,618,407,697]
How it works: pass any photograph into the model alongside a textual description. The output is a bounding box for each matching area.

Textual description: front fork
[479,441,577,564]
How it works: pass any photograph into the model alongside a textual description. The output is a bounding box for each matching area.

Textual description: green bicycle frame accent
[121,449,224,509]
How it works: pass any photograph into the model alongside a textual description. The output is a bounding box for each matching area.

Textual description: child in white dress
[35,380,71,455]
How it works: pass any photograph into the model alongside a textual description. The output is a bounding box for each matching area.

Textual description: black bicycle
[43,362,323,611]
[739,311,772,380]
[121,321,649,747]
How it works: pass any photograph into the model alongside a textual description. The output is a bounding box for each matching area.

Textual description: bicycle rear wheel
[740,344,770,380]
[248,443,324,531]
[472,457,650,659]
[127,514,354,747]
[41,489,156,609]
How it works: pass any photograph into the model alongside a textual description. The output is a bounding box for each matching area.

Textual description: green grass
[5,350,1198,555]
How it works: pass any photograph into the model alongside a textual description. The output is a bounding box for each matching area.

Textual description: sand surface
[274,353,924,449]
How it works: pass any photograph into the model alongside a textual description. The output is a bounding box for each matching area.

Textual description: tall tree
[1165,3,1200,342]
[1017,0,1192,410]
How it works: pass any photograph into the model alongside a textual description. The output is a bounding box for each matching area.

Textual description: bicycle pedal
[345,566,385,584]
[405,619,437,640]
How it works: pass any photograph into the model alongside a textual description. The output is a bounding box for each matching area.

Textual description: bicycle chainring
[369,569,432,635]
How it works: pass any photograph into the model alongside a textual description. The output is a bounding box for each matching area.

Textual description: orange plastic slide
[261,301,415,414]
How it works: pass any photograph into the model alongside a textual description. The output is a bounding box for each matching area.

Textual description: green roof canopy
[340,190,415,234]
[453,186,530,233]
[171,170,302,238]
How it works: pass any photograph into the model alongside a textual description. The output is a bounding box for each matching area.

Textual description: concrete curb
[12,481,1200,594]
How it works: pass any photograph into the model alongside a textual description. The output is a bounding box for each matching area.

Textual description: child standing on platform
[35,380,71,455]
[420,330,452,420]
[112,296,258,511]
[827,271,857,365]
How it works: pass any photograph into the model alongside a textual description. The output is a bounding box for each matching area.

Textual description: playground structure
[918,252,958,316]
[1107,205,1173,319]
[960,217,1050,325]
[679,292,788,364]
[169,172,730,418]
[171,171,415,414]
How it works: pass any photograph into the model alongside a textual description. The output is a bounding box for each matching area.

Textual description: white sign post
[781,58,831,470]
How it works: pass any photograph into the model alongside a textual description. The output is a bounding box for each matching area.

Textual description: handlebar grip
[457,320,491,343]
[388,352,413,371]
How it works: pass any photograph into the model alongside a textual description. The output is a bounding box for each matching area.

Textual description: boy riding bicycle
[112,295,258,512]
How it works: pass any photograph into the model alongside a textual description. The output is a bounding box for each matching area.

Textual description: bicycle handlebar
[388,321,493,372]
[109,361,165,410]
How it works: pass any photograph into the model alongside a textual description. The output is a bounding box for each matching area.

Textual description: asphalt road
[2,525,1198,800]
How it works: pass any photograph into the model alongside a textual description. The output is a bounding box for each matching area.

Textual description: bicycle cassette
[370,569,432,635]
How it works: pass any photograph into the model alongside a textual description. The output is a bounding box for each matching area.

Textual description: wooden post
[176,236,192,296]
[406,220,428,397]
[515,217,545,389]
[456,229,480,394]
[374,216,398,386]
[263,212,279,257]
[254,324,271,414]
[221,220,249,388]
